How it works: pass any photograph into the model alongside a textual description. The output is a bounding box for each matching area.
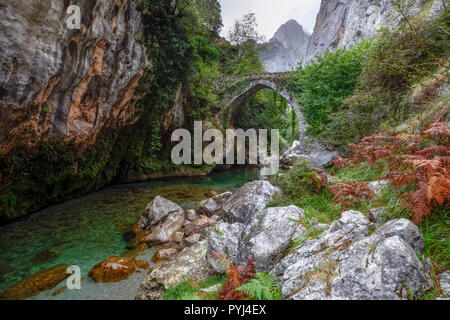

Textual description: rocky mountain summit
[259,20,310,72]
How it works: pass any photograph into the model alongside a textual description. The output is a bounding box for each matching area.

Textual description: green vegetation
[271,161,340,225]
[294,40,371,136]
[237,273,282,300]
[0,0,265,220]
[163,275,227,300]
[291,8,449,153]
[233,89,299,150]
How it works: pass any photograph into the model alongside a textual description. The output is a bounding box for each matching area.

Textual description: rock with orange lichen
[136,260,150,270]
[89,257,136,283]
[0,264,69,300]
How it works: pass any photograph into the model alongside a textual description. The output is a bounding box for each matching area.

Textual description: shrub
[237,273,282,300]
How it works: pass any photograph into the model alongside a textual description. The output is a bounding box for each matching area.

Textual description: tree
[228,13,265,71]
[194,0,223,34]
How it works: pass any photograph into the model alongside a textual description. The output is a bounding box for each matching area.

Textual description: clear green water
[0,168,259,293]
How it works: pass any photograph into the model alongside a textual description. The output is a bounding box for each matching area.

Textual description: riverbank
[0,168,259,299]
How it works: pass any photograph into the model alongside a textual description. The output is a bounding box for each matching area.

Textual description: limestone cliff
[259,20,310,72]
[305,0,446,63]
[0,0,147,157]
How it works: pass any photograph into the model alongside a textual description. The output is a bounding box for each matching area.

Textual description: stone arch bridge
[208,72,339,168]
[211,72,306,142]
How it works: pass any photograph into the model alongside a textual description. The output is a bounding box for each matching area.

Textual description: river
[0,168,259,299]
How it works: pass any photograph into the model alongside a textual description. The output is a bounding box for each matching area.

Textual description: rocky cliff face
[259,20,310,72]
[0,0,147,157]
[305,0,445,63]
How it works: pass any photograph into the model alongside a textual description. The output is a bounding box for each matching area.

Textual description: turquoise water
[0,168,259,294]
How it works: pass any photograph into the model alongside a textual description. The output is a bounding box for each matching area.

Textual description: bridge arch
[219,78,307,142]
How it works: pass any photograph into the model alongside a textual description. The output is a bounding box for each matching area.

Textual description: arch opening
[221,79,307,147]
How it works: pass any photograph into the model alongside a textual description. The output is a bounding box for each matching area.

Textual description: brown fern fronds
[400,182,432,224]
[422,122,450,138]
[427,173,450,206]
[333,157,350,170]
[218,258,256,301]
[404,156,446,179]
[329,182,374,212]
[383,171,422,187]
[415,146,450,158]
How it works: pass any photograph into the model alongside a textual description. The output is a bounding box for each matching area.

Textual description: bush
[294,41,371,136]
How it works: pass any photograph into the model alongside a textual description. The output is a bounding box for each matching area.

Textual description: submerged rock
[197,198,222,217]
[0,264,69,300]
[212,192,233,205]
[272,212,432,300]
[136,240,214,300]
[89,257,136,283]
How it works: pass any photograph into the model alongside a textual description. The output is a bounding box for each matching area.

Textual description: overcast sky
[219,0,322,40]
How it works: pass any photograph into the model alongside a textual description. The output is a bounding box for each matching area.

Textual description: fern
[346,122,450,224]
[333,157,350,170]
[329,182,374,212]
[237,273,282,300]
[218,257,256,300]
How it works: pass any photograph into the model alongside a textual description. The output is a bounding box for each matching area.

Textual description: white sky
[219,0,322,40]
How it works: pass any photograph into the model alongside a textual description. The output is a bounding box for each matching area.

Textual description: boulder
[207,205,306,273]
[184,221,195,237]
[368,180,390,195]
[152,248,180,262]
[185,209,198,222]
[281,140,338,169]
[142,210,185,245]
[212,192,233,204]
[173,232,184,244]
[369,207,389,225]
[136,240,215,300]
[239,206,305,271]
[184,233,202,246]
[207,222,246,273]
[222,181,280,225]
[0,264,69,300]
[136,260,150,270]
[194,215,212,228]
[271,213,432,300]
[439,271,450,298]
[197,198,222,217]
[205,191,218,198]
[89,257,136,283]
[142,196,185,228]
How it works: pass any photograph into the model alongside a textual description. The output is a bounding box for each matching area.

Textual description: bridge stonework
[212,72,306,143]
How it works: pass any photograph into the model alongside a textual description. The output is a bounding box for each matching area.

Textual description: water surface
[0,168,259,297]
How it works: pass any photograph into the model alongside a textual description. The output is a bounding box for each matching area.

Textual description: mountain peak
[259,20,310,72]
